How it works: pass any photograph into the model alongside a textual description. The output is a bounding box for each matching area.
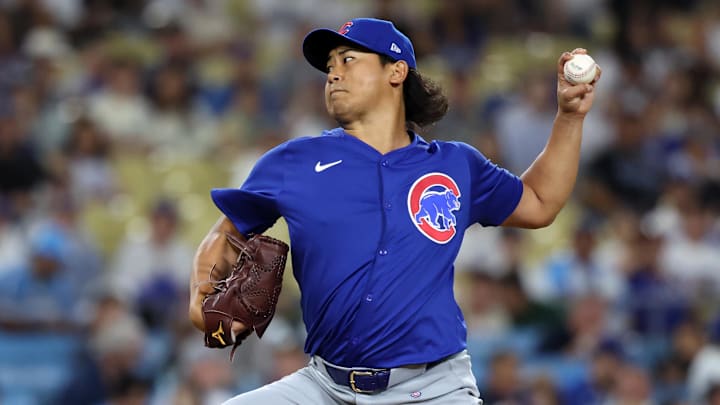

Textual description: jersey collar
[323,127,429,158]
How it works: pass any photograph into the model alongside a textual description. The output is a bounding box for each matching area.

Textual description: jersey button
[365,294,373,302]
[381,160,389,167]
[378,249,388,256]
[384,202,392,210]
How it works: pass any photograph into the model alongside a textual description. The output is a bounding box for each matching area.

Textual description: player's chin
[327,104,354,124]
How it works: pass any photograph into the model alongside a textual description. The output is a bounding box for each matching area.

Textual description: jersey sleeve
[461,143,523,226]
[210,143,286,236]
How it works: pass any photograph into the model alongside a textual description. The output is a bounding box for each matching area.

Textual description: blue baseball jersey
[211,127,522,368]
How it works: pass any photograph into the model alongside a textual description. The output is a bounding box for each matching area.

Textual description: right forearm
[189,216,243,329]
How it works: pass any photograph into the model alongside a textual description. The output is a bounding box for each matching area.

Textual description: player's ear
[388,60,409,85]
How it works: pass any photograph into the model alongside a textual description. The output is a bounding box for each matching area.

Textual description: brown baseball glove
[202,232,288,359]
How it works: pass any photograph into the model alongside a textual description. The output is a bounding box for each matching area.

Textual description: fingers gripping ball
[563,54,597,85]
[202,233,289,360]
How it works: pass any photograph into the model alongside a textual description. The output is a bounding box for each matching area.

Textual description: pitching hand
[557,48,601,117]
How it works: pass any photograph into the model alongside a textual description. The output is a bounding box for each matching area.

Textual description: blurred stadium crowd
[1,0,720,404]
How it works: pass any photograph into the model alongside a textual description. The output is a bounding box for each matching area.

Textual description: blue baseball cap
[303,18,416,73]
[30,227,65,261]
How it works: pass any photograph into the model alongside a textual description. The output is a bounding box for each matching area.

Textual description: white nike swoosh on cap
[314,160,343,172]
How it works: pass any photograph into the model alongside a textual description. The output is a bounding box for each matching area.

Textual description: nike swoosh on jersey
[314,160,343,172]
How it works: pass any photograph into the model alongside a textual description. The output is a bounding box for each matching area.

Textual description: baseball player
[189,17,601,404]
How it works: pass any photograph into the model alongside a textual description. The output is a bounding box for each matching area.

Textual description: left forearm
[520,112,585,218]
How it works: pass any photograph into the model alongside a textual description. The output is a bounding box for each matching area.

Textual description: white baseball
[563,54,597,85]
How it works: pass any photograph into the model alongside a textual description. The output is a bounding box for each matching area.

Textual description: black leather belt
[323,356,447,394]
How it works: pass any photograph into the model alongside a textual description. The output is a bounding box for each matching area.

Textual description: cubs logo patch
[407,173,461,244]
[338,21,353,35]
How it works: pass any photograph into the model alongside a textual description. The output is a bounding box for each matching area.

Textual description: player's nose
[327,71,341,83]
[326,64,344,83]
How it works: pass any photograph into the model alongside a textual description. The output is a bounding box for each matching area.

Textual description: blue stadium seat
[0,332,81,403]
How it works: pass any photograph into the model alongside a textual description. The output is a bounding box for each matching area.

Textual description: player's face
[324,46,393,124]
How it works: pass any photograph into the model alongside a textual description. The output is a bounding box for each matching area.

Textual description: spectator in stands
[62,117,116,203]
[481,351,530,404]
[708,384,720,405]
[428,70,484,143]
[624,227,690,337]
[0,197,26,274]
[145,60,216,155]
[562,339,626,404]
[497,271,564,343]
[541,293,614,358]
[58,293,150,404]
[0,113,48,215]
[29,190,103,296]
[659,189,720,294]
[0,11,32,112]
[585,111,667,215]
[605,364,654,405]
[429,1,484,70]
[528,376,561,405]
[0,228,83,331]
[109,197,193,329]
[88,58,151,149]
[653,319,705,404]
[664,105,720,183]
[528,218,624,303]
[151,340,237,405]
[645,177,698,239]
[688,317,720,403]
[464,271,511,338]
[494,72,557,174]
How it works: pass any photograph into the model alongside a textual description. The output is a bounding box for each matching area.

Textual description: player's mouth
[329,89,348,96]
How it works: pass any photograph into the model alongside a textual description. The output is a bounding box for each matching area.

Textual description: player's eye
[326,65,333,72]
[343,56,354,63]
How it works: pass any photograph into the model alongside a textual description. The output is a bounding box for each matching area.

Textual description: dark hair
[379,55,448,130]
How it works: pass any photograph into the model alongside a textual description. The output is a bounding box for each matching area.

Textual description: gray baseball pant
[222,350,483,404]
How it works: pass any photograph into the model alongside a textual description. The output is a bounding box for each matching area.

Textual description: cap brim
[302,28,374,73]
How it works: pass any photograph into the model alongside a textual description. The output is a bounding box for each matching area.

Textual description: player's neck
[343,106,409,155]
